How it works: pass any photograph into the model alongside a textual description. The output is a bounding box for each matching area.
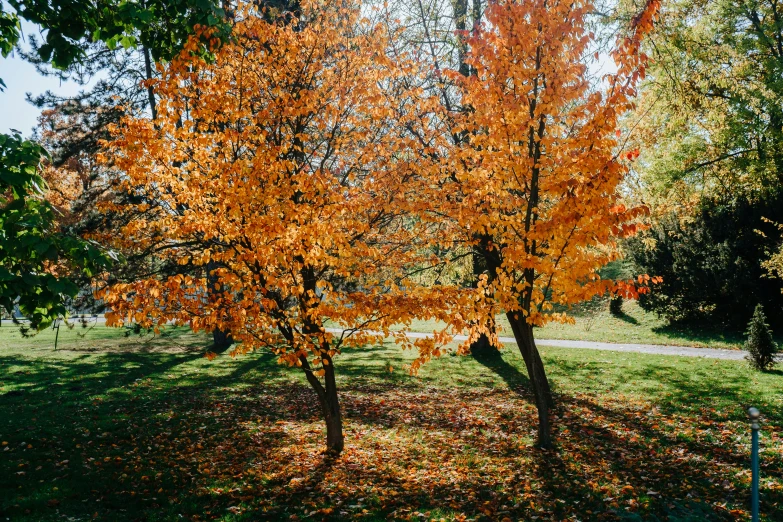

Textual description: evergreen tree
[744,304,779,371]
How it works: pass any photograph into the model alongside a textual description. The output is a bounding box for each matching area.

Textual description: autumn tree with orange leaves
[97,0,660,454]
[431,0,661,448]
[99,2,448,454]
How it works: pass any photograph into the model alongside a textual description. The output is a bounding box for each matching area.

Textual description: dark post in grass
[749,407,760,522]
[53,317,62,351]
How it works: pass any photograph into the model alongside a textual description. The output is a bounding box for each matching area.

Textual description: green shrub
[626,189,783,328]
[744,304,779,371]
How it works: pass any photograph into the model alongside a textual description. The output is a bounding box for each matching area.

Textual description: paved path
[325,328,747,360]
[18,316,748,360]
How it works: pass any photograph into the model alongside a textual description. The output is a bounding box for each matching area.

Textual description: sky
[1,17,618,140]
[0,20,91,137]
[0,52,83,137]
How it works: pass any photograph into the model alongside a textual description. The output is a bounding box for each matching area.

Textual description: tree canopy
[98,2,457,453]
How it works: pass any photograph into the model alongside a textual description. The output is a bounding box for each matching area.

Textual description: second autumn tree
[435,0,660,447]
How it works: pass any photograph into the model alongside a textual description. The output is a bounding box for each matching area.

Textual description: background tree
[0,7,114,329]
[628,0,783,197]
[0,131,111,330]
[7,0,230,69]
[620,0,783,328]
[430,0,660,448]
[381,0,501,358]
[627,193,783,326]
[763,219,783,286]
[0,1,231,329]
[6,0,236,342]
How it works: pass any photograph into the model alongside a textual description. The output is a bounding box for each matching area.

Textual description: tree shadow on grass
[529,405,732,521]
[0,351,201,397]
[613,311,640,325]
[539,391,783,521]
[467,352,782,520]
[0,349,301,520]
[315,383,774,521]
[472,350,533,398]
[651,322,749,347]
[2,345,781,521]
[530,355,783,519]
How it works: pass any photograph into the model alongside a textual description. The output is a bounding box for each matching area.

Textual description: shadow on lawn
[609,361,779,427]
[532,395,750,522]
[1,348,780,521]
[462,353,781,520]
[472,349,533,398]
[613,311,639,325]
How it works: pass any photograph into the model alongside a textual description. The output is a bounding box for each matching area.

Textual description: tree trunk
[300,353,344,455]
[142,45,157,121]
[470,332,498,358]
[457,0,495,359]
[470,246,500,358]
[212,327,233,350]
[506,312,553,449]
[454,0,470,78]
[206,259,232,350]
[322,358,344,454]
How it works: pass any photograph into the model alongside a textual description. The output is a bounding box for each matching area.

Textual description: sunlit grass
[1,324,781,520]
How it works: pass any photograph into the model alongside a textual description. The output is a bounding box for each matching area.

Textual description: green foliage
[0,5,20,93]
[629,0,783,201]
[0,7,19,61]
[0,0,228,333]
[744,304,779,371]
[627,189,783,328]
[7,0,231,68]
[0,133,46,198]
[0,132,113,331]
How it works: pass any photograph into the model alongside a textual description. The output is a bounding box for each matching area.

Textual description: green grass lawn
[401,300,771,350]
[1,325,782,521]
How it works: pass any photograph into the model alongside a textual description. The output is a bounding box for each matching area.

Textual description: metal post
[53,318,61,351]
[749,407,760,522]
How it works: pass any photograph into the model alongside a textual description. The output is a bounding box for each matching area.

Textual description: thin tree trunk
[454,7,498,358]
[470,332,496,357]
[470,239,500,358]
[471,0,481,33]
[206,260,233,350]
[454,0,470,78]
[470,249,499,357]
[142,45,158,120]
[506,312,553,449]
[322,354,344,454]
[212,327,233,350]
[299,353,344,454]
